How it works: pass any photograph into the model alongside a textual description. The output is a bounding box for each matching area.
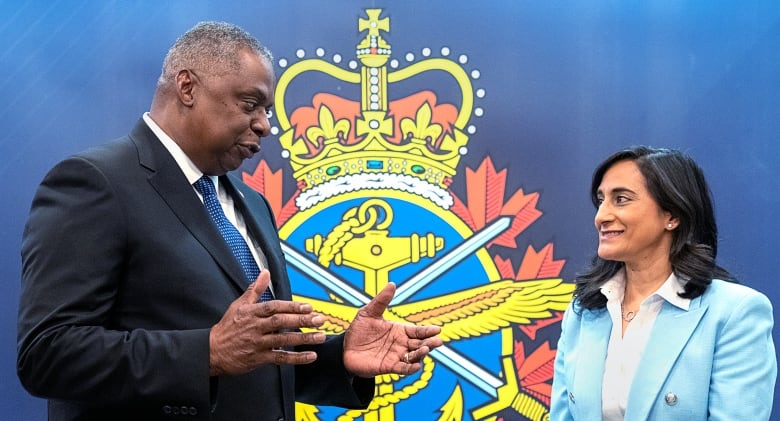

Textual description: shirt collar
[656,272,690,310]
[142,112,206,186]
[600,270,626,303]
[600,268,690,310]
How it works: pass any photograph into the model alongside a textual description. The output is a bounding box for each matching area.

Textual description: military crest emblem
[242,8,575,421]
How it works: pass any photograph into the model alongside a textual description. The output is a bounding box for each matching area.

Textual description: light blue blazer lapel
[573,308,612,420]
[625,297,707,420]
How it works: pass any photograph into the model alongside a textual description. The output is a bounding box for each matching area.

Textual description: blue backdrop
[1,1,778,420]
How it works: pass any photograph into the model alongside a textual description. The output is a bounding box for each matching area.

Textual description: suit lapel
[573,308,612,420]
[224,174,296,418]
[625,297,707,419]
[223,174,291,300]
[129,121,248,293]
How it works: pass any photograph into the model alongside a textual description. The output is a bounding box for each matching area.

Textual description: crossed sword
[281,216,512,399]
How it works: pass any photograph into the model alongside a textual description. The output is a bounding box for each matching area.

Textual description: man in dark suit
[17,21,442,421]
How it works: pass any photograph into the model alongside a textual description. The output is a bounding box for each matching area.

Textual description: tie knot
[193,176,216,198]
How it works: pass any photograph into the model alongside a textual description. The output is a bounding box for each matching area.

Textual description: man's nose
[251,110,271,137]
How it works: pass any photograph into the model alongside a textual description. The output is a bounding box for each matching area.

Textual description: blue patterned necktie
[193,176,273,302]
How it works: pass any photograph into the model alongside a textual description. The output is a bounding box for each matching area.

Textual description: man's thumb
[246,269,271,302]
[363,282,395,317]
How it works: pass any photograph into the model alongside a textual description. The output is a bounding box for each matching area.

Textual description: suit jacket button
[162,405,172,414]
[189,406,198,415]
[664,392,678,406]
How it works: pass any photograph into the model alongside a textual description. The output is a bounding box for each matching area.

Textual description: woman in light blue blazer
[551,146,776,420]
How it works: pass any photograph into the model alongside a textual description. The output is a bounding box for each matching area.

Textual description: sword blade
[281,242,366,306]
[281,240,503,397]
[391,216,511,305]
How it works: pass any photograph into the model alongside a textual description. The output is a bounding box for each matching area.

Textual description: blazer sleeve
[550,301,576,421]
[708,288,776,420]
[17,156,212,412]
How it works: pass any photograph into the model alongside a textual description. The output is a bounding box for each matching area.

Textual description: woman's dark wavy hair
[574,146,735,310]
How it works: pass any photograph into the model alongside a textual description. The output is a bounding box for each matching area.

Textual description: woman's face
[594,159,676,268]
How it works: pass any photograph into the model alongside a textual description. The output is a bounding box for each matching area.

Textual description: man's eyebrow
[241,87,272,105]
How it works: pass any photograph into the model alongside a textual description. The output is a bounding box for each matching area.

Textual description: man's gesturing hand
[208,270,327,376]
[343,282,443,378]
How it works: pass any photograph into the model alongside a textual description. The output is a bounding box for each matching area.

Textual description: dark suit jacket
[18,119,374,421]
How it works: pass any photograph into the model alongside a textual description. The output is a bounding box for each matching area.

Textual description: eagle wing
[390,278,574,342]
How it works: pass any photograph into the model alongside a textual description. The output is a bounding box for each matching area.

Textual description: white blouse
[599,270,690,420]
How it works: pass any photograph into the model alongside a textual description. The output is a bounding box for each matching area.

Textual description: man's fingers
[268,331,327,348]
[252,299,316,317]
[406,346,430,362]
[241,311,324,335]
[419,324,441,337]
[404,323,441,340]
[269,349,318,365]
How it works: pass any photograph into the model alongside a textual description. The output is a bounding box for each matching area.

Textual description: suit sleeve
[295,335,374,408]
[550,302,576,421]
[707,289,777,420]
[231,177,375,408]
[17,157,212,413]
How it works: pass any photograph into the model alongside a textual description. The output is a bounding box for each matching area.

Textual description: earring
[667,223,673,229]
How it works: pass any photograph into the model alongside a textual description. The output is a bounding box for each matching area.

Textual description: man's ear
[175,69,196,107]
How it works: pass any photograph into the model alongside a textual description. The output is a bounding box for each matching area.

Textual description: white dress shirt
[599,269,690,420]
[142,113,270,283]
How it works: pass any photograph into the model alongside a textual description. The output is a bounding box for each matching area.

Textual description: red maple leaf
[451,156,542,249]
[514,341,558,406]
[494,244,565,281]
[242,160,300,228]
[518,312,564,341]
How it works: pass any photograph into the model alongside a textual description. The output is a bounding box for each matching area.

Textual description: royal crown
[273,9,475,209]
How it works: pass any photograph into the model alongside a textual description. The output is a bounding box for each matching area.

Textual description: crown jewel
[274,9,474,209]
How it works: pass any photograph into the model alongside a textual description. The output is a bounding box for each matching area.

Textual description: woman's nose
[594,202,612,227]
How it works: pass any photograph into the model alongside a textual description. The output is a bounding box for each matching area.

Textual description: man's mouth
[238,143,260,158]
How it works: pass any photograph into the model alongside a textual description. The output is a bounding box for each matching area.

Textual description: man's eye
[265,108,273,118]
